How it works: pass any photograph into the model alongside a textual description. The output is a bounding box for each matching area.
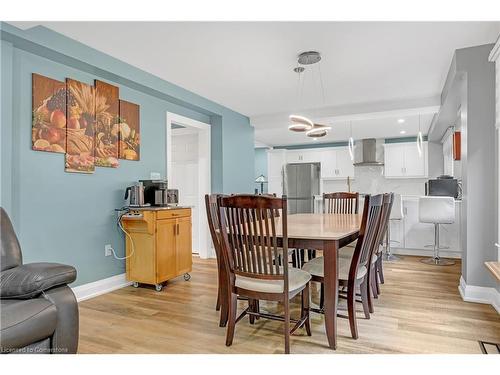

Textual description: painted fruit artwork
[118,100,140,161]
[94,80,119,168]
[32,73,67,153]
[65,79,96,173]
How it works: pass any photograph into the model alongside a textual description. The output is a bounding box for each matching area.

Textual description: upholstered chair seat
[302,256,367,280]
[235,268,311,294]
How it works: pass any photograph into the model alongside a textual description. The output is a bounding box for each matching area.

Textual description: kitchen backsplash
[322,165,427,196]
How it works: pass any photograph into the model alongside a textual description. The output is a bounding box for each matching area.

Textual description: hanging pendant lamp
[289,51,331,138]
[348,121,355,161]
[417,114,423,157]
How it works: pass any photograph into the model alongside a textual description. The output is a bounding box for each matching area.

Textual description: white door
[321,149,337,179]
[404,142,426,177]
[171,133,199,254]
[268,150,286,195]
[335,147,355,178]
[384,144,405,177]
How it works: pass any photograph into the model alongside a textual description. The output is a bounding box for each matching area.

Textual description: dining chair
[302,194,384,339]
[217,194,311,354]
[323,192,360,214]
[367,193,393,301]
[317,192,360,307]
[205,194,257,328]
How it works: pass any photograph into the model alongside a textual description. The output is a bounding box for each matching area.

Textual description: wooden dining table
[274,213,362,349]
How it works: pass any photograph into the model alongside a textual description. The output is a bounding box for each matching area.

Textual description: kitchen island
[121,206,192,291]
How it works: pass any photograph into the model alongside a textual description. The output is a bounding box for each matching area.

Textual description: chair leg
[225,293,238,346]
[219,298,229,327]
[302,284,312,336]
[248,299,255,325]
[216,287,221,311]
[347,280,358,339]
[284,296,291,354]
[377,256,385,284]
[292,250,297,268]
[360,278,370,319]
[255,300,260,320]
[319,283,324,309]
[367,272,374,314]
[370,267,379,299]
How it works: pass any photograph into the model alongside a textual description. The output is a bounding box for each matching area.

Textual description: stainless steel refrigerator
[283,163,320,214]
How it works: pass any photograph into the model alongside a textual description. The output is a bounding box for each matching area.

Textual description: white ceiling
[11,21,500,146]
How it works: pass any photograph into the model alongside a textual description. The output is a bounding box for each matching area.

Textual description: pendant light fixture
[288,51,331,138]
[417,114,423,157]
[348,121,355,161]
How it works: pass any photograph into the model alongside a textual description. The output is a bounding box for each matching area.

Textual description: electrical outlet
[104,244,113,257]
[150,172,161,180]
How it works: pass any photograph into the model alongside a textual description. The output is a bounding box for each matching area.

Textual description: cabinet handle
[176,223,180,235]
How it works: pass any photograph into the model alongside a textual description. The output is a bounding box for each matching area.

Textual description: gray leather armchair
[0,208,79,354]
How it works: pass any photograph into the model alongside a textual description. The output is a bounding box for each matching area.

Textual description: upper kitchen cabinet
[321,147,355,179]
[286,149,320,163]
[267,149,286,195]
[383,141,428,178]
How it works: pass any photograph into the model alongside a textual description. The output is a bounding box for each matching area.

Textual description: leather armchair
[0,207,79,354]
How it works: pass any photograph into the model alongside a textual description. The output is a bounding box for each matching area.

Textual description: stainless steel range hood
[353,138,384,166]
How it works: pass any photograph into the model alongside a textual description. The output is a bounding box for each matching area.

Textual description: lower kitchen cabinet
[122,208,192,291]
[389,198,461,256]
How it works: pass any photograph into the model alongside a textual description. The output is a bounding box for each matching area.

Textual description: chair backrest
[217,194,288,287]
[205,194,223,262]
[349,194,384,275]
[323,192,359,214]
[0,207,23,272]
[419,196,455,224]
[375,193,394,254]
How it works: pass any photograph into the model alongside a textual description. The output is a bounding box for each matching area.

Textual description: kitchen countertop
[128,205,192,211]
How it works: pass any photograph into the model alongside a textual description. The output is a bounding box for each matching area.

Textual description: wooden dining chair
[302,194,384,339]
[217,194,311,354]
[316,192,360,307]
[323,192,359,214]
[371,193,394,298]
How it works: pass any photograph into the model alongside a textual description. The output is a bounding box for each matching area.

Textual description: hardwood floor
[78,256,499,354]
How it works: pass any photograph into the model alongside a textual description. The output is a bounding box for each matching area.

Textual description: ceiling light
[306,124,331,138]
[348,121,355,161]
[417,114,423,157]
[400,130,406,134]
[289,51,330,138]
[288,115,314,132]
[398,119,405,124]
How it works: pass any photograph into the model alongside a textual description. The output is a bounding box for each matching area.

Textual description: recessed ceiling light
[400,130,406,134]
[397,119,405,124]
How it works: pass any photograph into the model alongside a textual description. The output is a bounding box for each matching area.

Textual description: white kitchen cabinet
[320,147,354,179]
[286,149,319,163]
[383,142,428,178]
[391,197,461,255]
[267,149,286,196]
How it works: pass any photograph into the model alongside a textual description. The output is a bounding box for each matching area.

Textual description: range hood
[353,138,384,166]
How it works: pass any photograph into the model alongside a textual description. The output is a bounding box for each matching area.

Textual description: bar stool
[418,196,456,266]
[384,193,403,261]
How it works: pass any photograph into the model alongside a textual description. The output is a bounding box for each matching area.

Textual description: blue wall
[254,148,268,193]
[0,23,254,286]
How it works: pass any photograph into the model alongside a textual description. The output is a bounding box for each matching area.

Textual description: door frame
[166,112,212,259]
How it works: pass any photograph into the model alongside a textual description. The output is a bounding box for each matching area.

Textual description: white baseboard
[391,247,461,259]
[72,273,132,302]
[458,276,500,314]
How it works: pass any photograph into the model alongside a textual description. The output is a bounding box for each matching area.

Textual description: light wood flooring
[78,256,499,354]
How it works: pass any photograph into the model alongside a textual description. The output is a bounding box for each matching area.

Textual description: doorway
[166,112,211,258]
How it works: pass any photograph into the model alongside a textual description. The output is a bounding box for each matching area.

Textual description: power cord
[108,208,136,260]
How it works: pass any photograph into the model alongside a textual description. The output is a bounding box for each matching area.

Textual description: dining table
[274,212,362,349]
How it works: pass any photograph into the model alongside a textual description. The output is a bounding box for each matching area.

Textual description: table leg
[323,240,338,349]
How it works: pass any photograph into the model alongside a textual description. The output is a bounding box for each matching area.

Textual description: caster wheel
[155,283,163,292]
[183,273,191,281]
[132,282,139,288]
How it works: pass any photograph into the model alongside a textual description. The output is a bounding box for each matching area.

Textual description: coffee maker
[140,180,170,207]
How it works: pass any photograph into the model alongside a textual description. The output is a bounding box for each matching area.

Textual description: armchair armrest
[0,263,76,299]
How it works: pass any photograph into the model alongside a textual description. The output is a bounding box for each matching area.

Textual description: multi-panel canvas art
[95,80,120,168]
[32,74,67,153]
[65,78,96,174]
[31,73,140,174]
[118,100,140,161]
